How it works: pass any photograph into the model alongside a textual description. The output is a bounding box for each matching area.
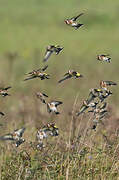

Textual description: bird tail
[75,24,83,29]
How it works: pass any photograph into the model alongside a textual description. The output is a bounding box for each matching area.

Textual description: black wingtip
[55,112,60,115]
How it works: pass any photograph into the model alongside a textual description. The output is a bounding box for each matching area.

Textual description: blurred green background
[0,0,119,129]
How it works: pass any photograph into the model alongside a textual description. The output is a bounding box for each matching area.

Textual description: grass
[0,0,119,179]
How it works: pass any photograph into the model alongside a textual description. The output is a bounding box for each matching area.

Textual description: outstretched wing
[41,65,48,71]
[23,76,37,81]
[0,112,5,116]
[43,50,53,62]
[0,134,14,141]
[71,13,84,21]
[76,104,88,116]
[105,81,117,86]
[51,101,63,107]
[58,75,72,83]
[55,47,63,55]
[42,93,48,98]
[14,127,26,137]
[4,86,12,90]
[100,102,107,109]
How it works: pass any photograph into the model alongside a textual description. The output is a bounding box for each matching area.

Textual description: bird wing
[71,13,84,21]
[100,102,107,109]
[38,96,47,104]
[86,91,96,104]
[14,127,26,137]
[23,76,37,81]
[51,101,63,107]
[42,93,48,98]
[4,86,12,90]
[43,50,53,62]
[0,112,5,116]
[105,81,117,86]
[47,104,51,113]
[41,65,48,72]
[0,134,14,141]
[76,104,88,116]
[101,54,110,57]
[58,75,72,83]
[55,47,63,55]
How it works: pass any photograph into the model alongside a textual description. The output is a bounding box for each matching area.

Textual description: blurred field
[0,0,119,179]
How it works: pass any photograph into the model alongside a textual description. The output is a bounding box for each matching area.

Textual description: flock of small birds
[0,13,117,148]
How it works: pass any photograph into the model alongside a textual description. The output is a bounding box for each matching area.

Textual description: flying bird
[0,86,11,97]
[24,65,50,81]
[64,13,84,29]
[36,123,59,149]
[43,45,63,62]
[45,123,59,136]
[97,54,111,63]
[100,80,117,91]
[76,100,98,116]
[36,92,48,104]
[58,70,83,83]
[0,127,26,147]
[47,101,63,114]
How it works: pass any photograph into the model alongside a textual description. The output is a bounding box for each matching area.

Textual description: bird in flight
[0,127,26,147]
[64,13,84,29]
[76,100,98,116]
[36,92,48,104]
[24,65,50,81]
[58,70,83,83]
[97,54,111,63]
[43,45,63,62]
[0,86,11,97]
[47,101,63,115]
[100,80,117,91]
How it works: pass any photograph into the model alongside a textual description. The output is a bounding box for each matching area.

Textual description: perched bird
[64,13,84,29]
[47,101,63,114]
[100,80,117,91]
[97,54,111,63]
[24,65,50,81]
[43,45,63,62]
[36,92,48,104]
[58,70,83,83]
[0,86,11,97]
[76,100,98,116]
[0,127,25,147]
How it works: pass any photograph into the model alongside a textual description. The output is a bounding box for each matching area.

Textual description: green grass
[0,0,119,179]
